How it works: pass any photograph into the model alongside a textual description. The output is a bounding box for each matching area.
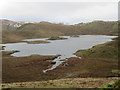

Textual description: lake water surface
[2,35,117,72]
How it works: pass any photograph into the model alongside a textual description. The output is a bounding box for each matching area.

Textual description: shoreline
[2,36,119,88]
[2,34,118,44]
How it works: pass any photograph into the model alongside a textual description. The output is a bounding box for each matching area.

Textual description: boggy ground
[2,53,118,83]
[47,39,119,78]
[2,53,59,83]
[52,57,118,77]
[2,39,119,88]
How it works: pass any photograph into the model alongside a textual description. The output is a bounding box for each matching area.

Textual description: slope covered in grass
[2,20,118,43]
[2,77,118,88]
[101,79,120,89]
[75,39,118,60]
[75,21,118,35]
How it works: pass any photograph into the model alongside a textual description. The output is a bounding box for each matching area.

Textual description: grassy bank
[0,46,5,50]
[101,79,120,89]
[2,38,119,88]
[2,20,118,44]
[2,51,59,83]
[2,77,118,88]
[2,51,19,56]
[3,51,118,84]
[75,40,118,60]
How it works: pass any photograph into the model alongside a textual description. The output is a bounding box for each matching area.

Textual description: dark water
[1,35,117,72]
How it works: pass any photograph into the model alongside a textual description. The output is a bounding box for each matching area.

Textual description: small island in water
[47,36,68,40]
[1,2,119,88]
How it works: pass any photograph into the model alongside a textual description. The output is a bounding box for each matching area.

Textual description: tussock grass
[2,77,118,88]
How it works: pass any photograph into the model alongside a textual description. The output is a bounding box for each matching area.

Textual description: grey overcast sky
[1,2,118,24]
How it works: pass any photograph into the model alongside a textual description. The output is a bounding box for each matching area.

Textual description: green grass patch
[75,40,118,60]
[101,80,120,89]
[2,51,19,56]
[112,69,120,74]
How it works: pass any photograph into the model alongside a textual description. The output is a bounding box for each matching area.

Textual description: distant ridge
[1,19,118,43]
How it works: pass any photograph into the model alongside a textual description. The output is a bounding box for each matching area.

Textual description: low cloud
[1,2,118,24]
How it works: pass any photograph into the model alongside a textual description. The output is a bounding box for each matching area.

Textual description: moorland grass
[75,40,118,60]
[2,39,119,88]
[101,79,120,89]
[2,20,118,43]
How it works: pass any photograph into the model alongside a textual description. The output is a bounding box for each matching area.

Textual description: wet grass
[2,51,59,83]
[51,57,118,78]
[2,51,19,56]
[75,40,118,60]
[2,50,118,84]
[2,77,118,88]
[2,39,119,88]
[101,79,120,89]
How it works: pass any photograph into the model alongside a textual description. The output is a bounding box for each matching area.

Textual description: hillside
[2,21,80,43]
[74,21,118,35]
[75,38,118,60]
[1,19,26,43]
[16,22,79,38]
[0,19,25,31]
[1,19,118,43]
